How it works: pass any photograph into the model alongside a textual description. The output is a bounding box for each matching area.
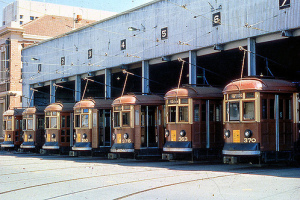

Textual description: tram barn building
[21,0,300,106]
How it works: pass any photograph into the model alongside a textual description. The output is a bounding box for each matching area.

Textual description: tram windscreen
[168,106,176,122]
[7,120,12,130]
[114,112,120,127]
[27,119,33,130]
[81,114,89,128]
[229,102,239,121]
[243,102,255,120]
[179,106,189,122]
[122,112,130,126]
[50,117,57,128]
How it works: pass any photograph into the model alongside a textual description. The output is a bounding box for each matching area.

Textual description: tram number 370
[244,138,256,143]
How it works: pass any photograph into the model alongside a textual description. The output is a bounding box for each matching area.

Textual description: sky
[0,0,154,22]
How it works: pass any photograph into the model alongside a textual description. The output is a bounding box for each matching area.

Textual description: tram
[20,106,45,151]
[1,108,24,149]
[162,86,223,160]
[109,94,165,159]
[42,102,74,154]
[222,77,300,164]
[70,98,113,156]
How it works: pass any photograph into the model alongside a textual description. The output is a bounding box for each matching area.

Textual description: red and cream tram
[42,103,74,154]
[109,94,165,159]
[20,106,45,151]
[71,98,113,156]
[222,77,299,164]
[1,108,24,149]
[162,86,223,160]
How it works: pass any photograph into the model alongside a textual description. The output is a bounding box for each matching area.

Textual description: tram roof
[74,98,113,109]
[3,108,24,116]
[223,77,298,93]
[23,106,46,115]
[112,94,164,106]
[164,86,223,99]
[45,102,75,112]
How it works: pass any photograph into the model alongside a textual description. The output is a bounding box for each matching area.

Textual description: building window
[20,15,23,19]
[2,21,5,26]
[30,16,34,20]
[20,21,23,25]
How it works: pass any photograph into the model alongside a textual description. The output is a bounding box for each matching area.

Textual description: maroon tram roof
[23,106,46,115]
[3,108,24,116]
[223,77,297,94]
[74,99,113,110]
[45,102,74,112]
[112,94,164,106]
[164,86,223,99]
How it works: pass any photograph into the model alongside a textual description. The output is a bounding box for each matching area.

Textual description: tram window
[7,120,12,130]
[168,106,176,122]
[181,99,188,104]
[194,104,200,122]
[246,92,255,98]
[135,110,140,126]
[27,119,33,130]
[22,119,26,130]
[16,120,19,130]
[201,104,206,122]
[61,136,65,142]
[243,102,255,120]
[67,130,70,136]
[216,105,221,122]
[45,117,50,128]
[270,99,275,119]
[122,112,130,126]
[38,118,44,129]
[3,121,6,130]
[75,115,80,128]
[67,116,70,128]
[158,109,162,125]
[279,99,283,119]
[50,117,57,128]
[114,112,120,127]
[75,109,81,113]
[61,130,65,136]
[210,105,214,121]
[262,99,267,119]
[46,112,51,116]
[20,120,23,131]
[83,109,89,113]
[123,105,130,110]
[229,102,239,121]
[81,114,89,128]
[62,116,65,128]
[52,112,57,116]
[179,106,188,122]
[286,99,292,120]
[93,112,98,127]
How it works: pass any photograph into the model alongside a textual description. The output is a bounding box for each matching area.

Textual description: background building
[2,0,116,26]
[0,0,116,140]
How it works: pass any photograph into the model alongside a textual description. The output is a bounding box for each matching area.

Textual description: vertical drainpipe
[75,75,81,102]
[189,51,197,86]
[142,60,149,94]
[105,68,111,99]
[247,38,256,76]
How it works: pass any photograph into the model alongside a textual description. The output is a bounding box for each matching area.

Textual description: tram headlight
[224,130,230,138]
[7,134,11,138]
[83,133,87,139]
[28,134,32,139]
[74,133,77,140]
[244,129,252,138]
[44,134,47,138]
[165,130,170,137]
[112,133,116,140]
[51,134,56,138]
[124,133,129,139]
[180,130,186,137]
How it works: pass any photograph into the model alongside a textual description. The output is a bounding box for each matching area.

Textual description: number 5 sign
[161,27,168,40]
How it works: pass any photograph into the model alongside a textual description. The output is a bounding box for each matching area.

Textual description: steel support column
[105,68,112,99]
[189,51,197,86]
[50,80,56,104]
[29,85,34,107]
[142,60,150,94]
[247,38,256,76]
[75,75,81,102]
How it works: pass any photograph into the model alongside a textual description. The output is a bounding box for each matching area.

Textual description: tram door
[60,113,71,146]
[141,106,157,148]
[99,109,111,147]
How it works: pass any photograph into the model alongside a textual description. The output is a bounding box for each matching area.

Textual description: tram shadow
[2,150,300,179]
